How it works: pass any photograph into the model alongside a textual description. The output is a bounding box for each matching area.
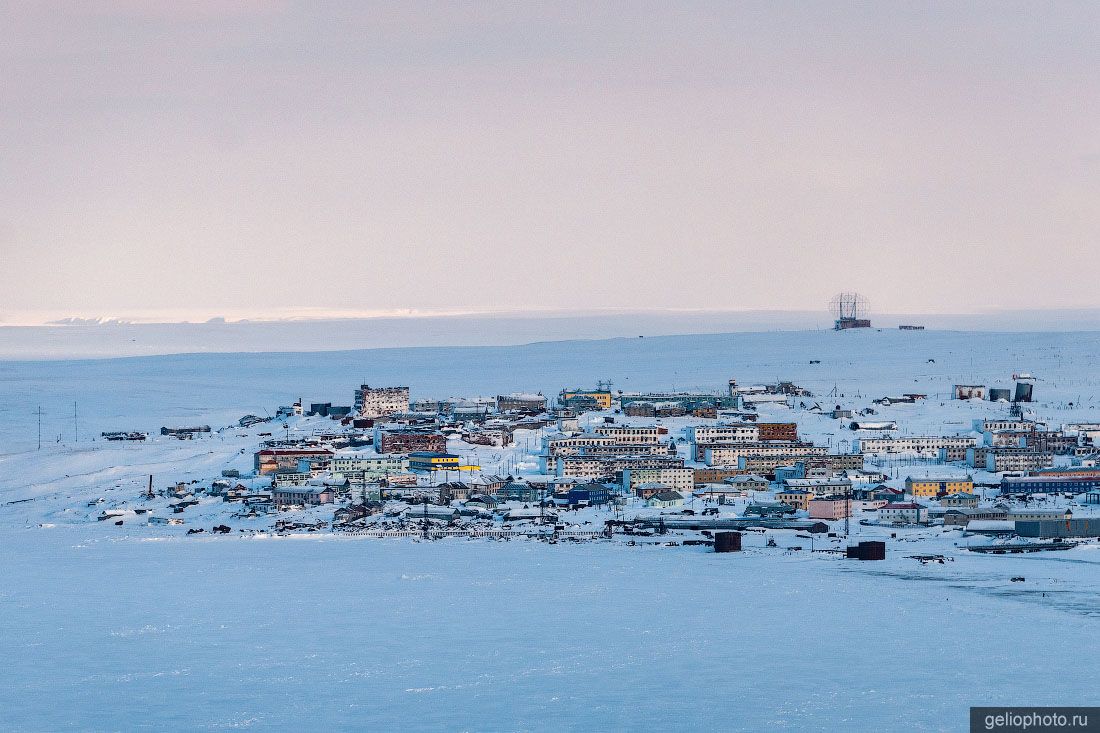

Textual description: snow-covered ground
[3,328,1100,729]
[4,327,1100,453]
[1,527,1097,731]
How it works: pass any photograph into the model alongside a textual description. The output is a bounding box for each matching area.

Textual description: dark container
[858,541,886,560]
[715,531,742,553]
[847,541,886,560]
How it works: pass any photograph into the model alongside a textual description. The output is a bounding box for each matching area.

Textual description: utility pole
[36,406,43,450]
[845,481,851,538]
[73,401,78,443]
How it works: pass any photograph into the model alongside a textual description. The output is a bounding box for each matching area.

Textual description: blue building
[1001,474,1100,495]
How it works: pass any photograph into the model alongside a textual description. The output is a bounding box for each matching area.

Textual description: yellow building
[561,389,614,410]
[776,489,812,511]
[905,476,974,498]
[408,452,480,472]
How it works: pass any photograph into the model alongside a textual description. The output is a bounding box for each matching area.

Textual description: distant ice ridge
[6,308,1100,360]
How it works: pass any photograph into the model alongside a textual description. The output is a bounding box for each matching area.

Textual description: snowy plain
[3,327,1100,730]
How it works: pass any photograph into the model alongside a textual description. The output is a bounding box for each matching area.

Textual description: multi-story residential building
[781,477,853,497]
[808,496,852,520]
[619,392,736,412]
[687,425,799,453]
[686,424,759,445]
[692,467,747,484]
[1000,474,1100,495]
[592,425,664,444]
[623,401,689,418]
[410,398,451,414]
[255,448,334,475]
[973,418,1038,433]
[450,399,495,421]
[496,393,547,413]
[271,471,312,487]
[1062,422,1100,444]
[272,486,335,508]
[856,435,977,460]
[543,442,677,471]
[776,488,813,511]
[354,385,410,419]
[620,467,695,492]
[374,428,448,455]
[705,442,826,467]
[737,454,865,475]
[560,389,614,410]
[1025,431,1081,455]
[559,455,684,479]
[576,442,677,459]
[966,448,1054,473]
[544,434,618,456]
[757,423,799,442]
[327,453,409,477]
[982,429,1029,448]
[905,476,974,498]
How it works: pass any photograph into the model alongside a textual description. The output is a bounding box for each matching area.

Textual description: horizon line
[6,305,1100,328]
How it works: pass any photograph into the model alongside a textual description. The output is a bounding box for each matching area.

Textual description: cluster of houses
[123,374,1100,542]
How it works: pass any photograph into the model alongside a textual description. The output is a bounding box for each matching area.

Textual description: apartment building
[255,448,334,475]
[496,393,547,413]
[808,496,852,520]
[374,428,448,455]
[1000,474,1100,495]
[757,422,799,441]
[541,437,674,473]
[967,447,1054,473]
[620,467,695,492]
[737,453,865,475]
[329,453,409,477]
[782,477,853,497]
[559,455,684,479]
[705,442,826,467]
[354,385,410,419]
[686,424,759,445]
[592,425,664,444]
[904,476,975,498]
[855,435,977,459]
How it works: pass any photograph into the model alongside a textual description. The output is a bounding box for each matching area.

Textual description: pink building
[808,497,852,520]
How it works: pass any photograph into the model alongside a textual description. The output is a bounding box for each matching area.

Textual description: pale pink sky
[2,2,1098,323]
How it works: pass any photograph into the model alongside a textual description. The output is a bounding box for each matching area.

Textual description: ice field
[3,327,1100,730]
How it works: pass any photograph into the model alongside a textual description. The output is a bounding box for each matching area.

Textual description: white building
[686,424,759,444]
[782,477,853,497]
[878,502,929,524]
[354,385,410,419]
[621,467,694,492]
[854,436,976,458]
[592,425,663,444]
[705,442,826,467]
[328,453,409,477]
